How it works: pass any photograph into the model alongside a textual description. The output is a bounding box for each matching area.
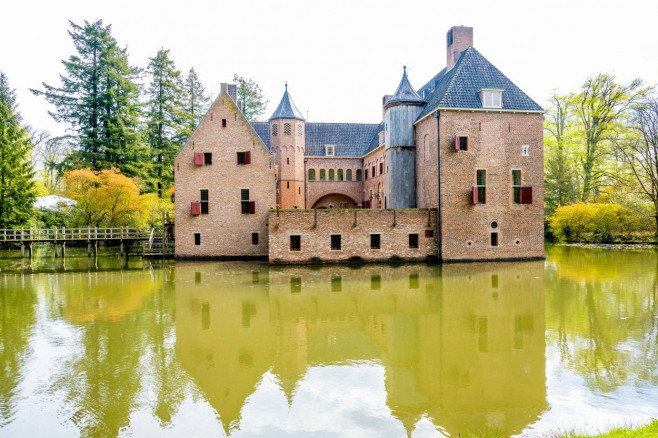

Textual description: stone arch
[309,192,360,209]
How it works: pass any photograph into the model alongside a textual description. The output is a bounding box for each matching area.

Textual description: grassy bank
[465,419,658,437]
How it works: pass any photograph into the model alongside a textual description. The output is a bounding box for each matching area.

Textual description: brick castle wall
[363,146,386,208]
[306,157,363,208]
[268,209,438,264]
[174,84,276,258]
[414,111,544,261]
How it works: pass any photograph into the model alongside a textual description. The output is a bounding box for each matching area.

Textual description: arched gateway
[311,193,360,209]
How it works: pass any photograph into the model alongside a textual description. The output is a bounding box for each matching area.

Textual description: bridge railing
[0,227,152,242]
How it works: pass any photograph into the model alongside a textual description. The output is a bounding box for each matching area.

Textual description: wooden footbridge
[0,225,174,259]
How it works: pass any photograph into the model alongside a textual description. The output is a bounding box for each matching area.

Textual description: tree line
[0,19,267,229]
[544,74,658,241]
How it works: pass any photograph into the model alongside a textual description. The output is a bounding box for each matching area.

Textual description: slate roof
[269,84,305,121]
[250,121,270,149]
[416,47,543,121]
[305,123,382,157]
[387,66,423,106]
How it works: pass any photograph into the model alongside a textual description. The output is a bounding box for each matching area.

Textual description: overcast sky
[2,0,657,136]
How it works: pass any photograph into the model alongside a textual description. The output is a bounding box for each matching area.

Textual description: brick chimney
[446,26,473,71]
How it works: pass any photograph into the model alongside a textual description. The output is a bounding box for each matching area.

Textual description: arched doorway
[311,193,359,209]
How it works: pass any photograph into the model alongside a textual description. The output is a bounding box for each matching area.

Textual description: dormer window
[325,145,335,156]
[481,89,503,108]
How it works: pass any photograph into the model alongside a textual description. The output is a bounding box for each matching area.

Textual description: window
[329,169,335,181]
[308,169,315,180]
[346,169,352,181]
[204,152,212,165]
[194,233,201,246]
[237,151,251,165]
[365,169,368,180]
[491,232,499,247]
[455,135,468,151]
[325,145,335,156]
[372,166,375,177]
[290,235,301,251]
[512,170,522,204]
[320,169,326,181]
[297,124,303,136]
[409,233,419,249]
[337,169,343,181]
[331,234,341,250]
[200,189,209,214]
[370,234,381,250]
[474,170,486,204]
[284,123,291,135]
[379,163,384,175]
[356,169,362,181]
[272,124,278,136]
[482,90,502,108]
[241,189,255,214]
[425,229,434,238]
[522,145,529,156]
[287,181,290,189]
[286,157,289,165]
[252,232,259,245]
[222,118,227,127]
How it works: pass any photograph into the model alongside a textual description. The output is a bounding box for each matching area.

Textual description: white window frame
[325,145,335,156]
[522,145,529,156]
[481,89,503,109]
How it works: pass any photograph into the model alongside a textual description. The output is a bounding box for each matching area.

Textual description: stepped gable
[416,46,543,121]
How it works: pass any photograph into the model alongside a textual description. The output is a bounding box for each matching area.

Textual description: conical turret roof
[269,83,305,121]
[386,66,422,107]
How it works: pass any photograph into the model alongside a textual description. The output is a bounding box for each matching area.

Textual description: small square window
[237,151,251,165]
[325,145,335,156]
[222,119,227,128]
[194,233,201,246]
[370,234,381,250]
[252,232,259,245]
[409,233,419,249]
[290,235,301,251]
[482,90,502,108]
[204,152,212,165]
[331,234,341,250]
[425,229,434,238]
[457,136,468,151]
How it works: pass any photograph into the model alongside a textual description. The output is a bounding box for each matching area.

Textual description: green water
[0,245,657,437]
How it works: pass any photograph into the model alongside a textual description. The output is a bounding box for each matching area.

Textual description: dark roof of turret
[269,83,305,121]
[387,66,423,106]
[416,47,543,121]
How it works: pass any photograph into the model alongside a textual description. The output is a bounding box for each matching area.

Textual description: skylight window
[481,89,503,108]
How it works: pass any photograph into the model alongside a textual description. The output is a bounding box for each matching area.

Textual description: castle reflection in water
[174,261,546,436]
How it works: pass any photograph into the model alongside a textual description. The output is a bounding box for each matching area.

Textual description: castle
[174,26,544,263]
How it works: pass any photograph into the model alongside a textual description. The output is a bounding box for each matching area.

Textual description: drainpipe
[435,111,443,262]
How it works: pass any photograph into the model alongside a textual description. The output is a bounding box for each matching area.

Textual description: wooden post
[162,211,166,258]
[53,227,58,258]
[28,242,33,259]
[88,242,92,256]
[61,242,66,258]
[20,243,25,258]
[94,241,98,259]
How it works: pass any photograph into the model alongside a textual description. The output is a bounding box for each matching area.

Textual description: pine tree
[233,74,268,121]
[144,49,190,197]
[0,72,36,228]
[181,68,209,137]
[31,20,146,179]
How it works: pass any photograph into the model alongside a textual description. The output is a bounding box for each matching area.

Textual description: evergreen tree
[0,72,36,228]
[181,68,209,136]
[144,49,189,197]
[233,74,268,121]
[31,20,146,179]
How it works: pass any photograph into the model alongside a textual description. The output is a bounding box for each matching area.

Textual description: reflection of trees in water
[0,277,37,428]
[546,245,658,392]
[44,264,188,435]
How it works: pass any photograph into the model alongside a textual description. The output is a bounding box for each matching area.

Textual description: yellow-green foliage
[549,203,651,242]
[550,419,658,437]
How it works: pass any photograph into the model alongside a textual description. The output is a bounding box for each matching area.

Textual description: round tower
[269,83,306,209]
[384,66,424,209]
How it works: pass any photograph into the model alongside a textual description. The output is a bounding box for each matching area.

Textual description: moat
[1,245,657,437]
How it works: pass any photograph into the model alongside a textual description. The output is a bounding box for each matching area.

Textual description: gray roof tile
[305,123,382,157]
[416,47,543,121]
[250,121,270,149]
[387,66,422,105]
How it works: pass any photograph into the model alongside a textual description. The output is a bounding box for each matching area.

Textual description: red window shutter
[425,230,434,238]
[191,201,201,215]
[521,186,533,204]
[245,151,251,164]
[472,187,479,204]
[194,152,204,166]
[365,200,371,209]
[248,200,256,214]
[455,135,460,151]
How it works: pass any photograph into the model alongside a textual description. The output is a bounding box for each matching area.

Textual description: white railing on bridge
[0,227,152,242]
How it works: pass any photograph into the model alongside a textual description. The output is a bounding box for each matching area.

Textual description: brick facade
[363,145,387,208]
[174,84,275,258]
[306,157,362,208]
[268,209,438,264]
